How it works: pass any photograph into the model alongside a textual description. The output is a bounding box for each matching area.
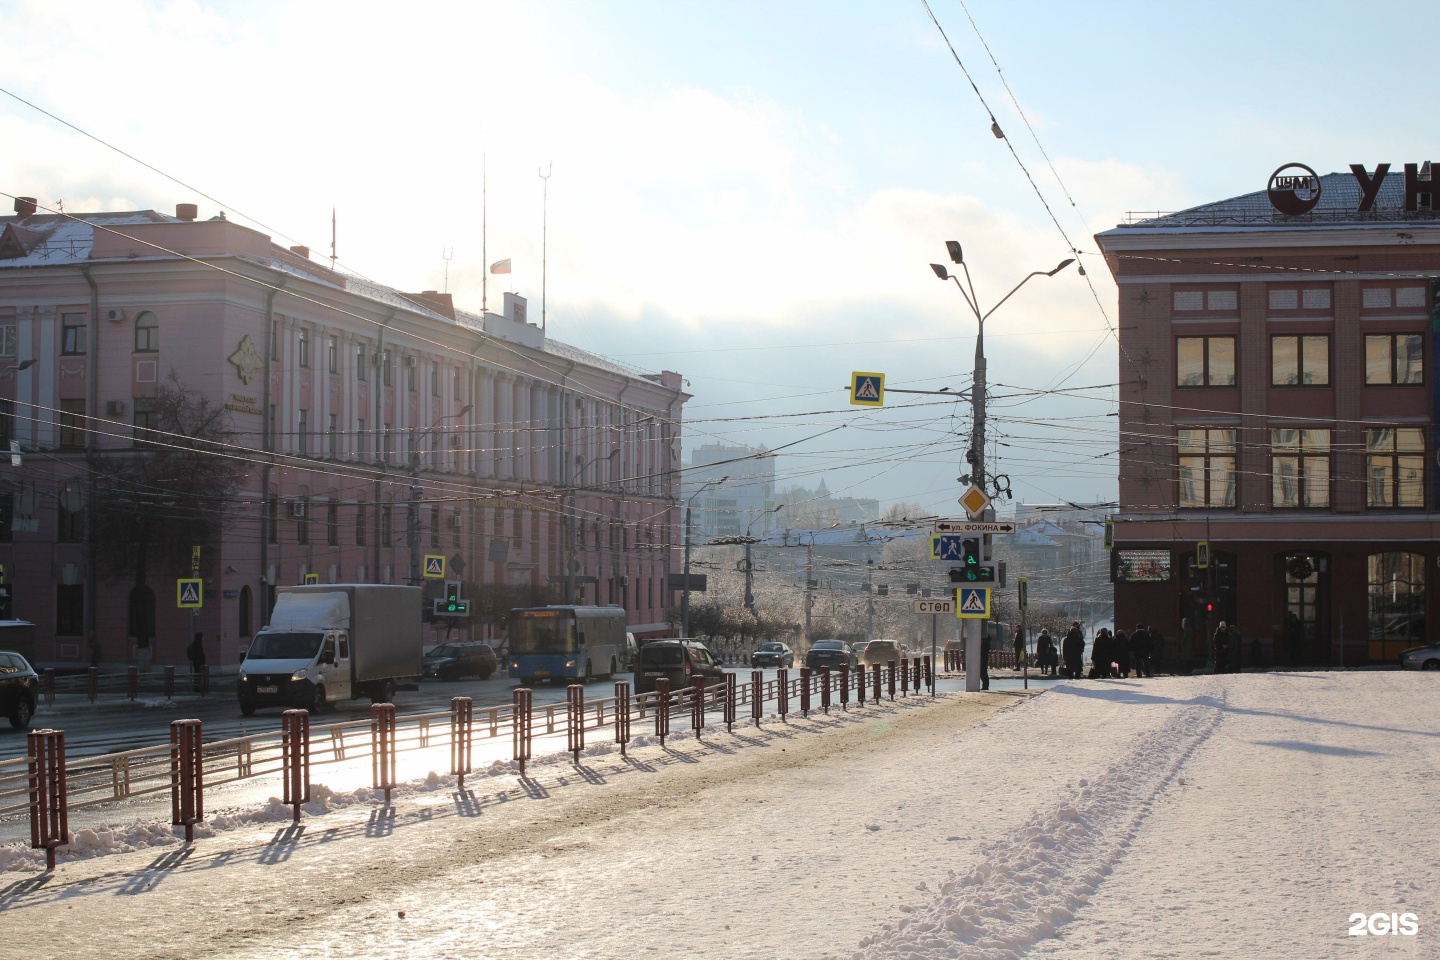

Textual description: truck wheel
[238,696,256,717]
[311,684,328,714]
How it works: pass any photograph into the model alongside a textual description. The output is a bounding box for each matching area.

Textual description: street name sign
[913,597,955,615]
[933,520,1015,534]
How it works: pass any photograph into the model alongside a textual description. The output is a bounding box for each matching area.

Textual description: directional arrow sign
[912,598,955,615]
[933,520,1016,535]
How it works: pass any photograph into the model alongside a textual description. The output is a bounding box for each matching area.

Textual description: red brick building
[1097,166,1440,668]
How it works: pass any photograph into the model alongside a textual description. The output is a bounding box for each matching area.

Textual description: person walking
[1212,621,1230,675]
[1062,622,1085,679]
[1227,622,1243,673]
[1012,624,1026,672]
[1036,628,1057,677]
[1113,626,1132,678]
[1090,628,1111,679]
[187,631,207,692]
[1131,623,1153,678]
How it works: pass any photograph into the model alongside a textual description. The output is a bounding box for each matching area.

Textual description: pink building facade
[0,198,687,668]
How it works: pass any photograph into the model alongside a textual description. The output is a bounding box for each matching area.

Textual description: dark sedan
[805,639,857,671]
[0,650,38,730]
[422,641,498,681]
[750,642,794,669]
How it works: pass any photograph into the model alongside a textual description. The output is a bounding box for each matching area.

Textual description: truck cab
[238,627,351,715]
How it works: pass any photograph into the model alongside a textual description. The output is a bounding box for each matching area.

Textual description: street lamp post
[743,503,784,614]
[681,476,727,637]
[408,404,472,585]
[930,243,1072,691]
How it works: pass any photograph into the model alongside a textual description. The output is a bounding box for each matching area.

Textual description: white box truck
[237,584,422,715]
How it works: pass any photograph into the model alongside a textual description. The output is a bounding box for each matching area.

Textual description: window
[57,483,84,542]
[356,418,367,459]
[55,584,83,636]
[0,321,15,358]
[355,502,367,546]
[327,499,339,546]
[1271,429,1330,508]
[431,361,440,397]
[1270,335,1329,386]
[452,508,462,548]
[0,399,12,448]
[383,423,393,462]
[134,311,158,352]
[406,357,416,392]
[1177,428,1236,508]
[356,343,367,381]
[1176,337,1236,387]
[1366,428,1424,508]
[382,349,392,386]
[267,497,280,544]
[430,506,440,547]
[1368,552,1425,661]
[60,313,86,355]
[0,493,11,543]
[297,409,309,455]
[131,397,156,445]
[58,399,85,449]
[328,413,338,458]
[453,370,461,401]
[298,328,311,368]
[327,336,338,374]
[295,498,309,545]
[1364,334,1424,385]
[378,502,392,544]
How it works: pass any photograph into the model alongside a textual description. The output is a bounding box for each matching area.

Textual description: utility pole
[680,476,726,636]
[803,536,814,647]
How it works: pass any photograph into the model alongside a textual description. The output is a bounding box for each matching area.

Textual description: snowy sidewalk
[2,673,1436,959]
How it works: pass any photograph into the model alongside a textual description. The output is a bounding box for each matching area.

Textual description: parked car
[858,639,907,668]
[1399,643,1440,670]
[624,632,639,671]
[0,649,38,730]
[633,640,726,694]
[805,639,858,671]
[751,641,794,669]
[422,641,497,681]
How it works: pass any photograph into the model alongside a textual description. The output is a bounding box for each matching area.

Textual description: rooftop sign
[1266,162,1439,215]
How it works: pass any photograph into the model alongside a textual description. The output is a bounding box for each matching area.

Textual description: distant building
[681,442,776,541]
[779,477,879,526]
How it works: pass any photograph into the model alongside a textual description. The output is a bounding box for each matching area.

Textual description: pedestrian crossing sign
[956,586,990,619]
[850,371,885,407]
[177,578,203,609]
[424,555,446,579]
[303,573,319,585]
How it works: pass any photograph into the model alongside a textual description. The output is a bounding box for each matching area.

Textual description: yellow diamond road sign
[850,371,884,407]
[959,484,991,518]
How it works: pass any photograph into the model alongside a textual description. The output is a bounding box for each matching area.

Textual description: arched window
[1368,552,1425,662]
[134,311,159,353]
[238,585,252,638]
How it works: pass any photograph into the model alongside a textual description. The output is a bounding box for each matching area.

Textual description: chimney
[13,197,37,218]
[175,203,198,221]
[289,245,310,259]
[405,290,456,320]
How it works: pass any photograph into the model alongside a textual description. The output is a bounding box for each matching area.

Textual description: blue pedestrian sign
[957,586,990,619]
[850,371,885,407]
[931,534,965,561]
[176,578,203,609]
[423,555,446,579]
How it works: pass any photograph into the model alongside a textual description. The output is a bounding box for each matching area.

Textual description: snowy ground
[1,672,1435,959]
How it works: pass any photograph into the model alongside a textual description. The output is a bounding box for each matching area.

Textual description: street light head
[607,448,619,460]
[457,404,473,417]
[930,263,950,281]
[1049,258,1076,276]
[945,240,964,264]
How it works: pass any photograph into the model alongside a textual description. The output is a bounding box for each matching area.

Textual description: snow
[2,672,1436,960]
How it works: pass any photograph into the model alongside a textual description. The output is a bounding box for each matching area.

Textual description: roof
[0,211,173,266]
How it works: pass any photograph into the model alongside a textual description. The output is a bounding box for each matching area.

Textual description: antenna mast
[442,246,453,293]
[539,161,552,334]
[481,154,488,314]
[330,207,337,270]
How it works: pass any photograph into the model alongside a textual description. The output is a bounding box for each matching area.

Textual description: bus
[507,605,629,683]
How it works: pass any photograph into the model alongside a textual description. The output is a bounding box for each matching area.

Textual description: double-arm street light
[680,476,727,636]
[408,403,472,585]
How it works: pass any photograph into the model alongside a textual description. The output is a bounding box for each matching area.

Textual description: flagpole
[539,161,552,334]
[482,153,488,314]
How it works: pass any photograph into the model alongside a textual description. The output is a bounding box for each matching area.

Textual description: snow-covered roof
[0,211,173,267]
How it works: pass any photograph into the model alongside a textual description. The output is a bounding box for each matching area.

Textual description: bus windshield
[510,614,576,655]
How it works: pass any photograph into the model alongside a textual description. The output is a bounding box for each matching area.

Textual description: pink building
[0,197,687,668]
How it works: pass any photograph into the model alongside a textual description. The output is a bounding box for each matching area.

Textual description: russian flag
[489,258,511,275]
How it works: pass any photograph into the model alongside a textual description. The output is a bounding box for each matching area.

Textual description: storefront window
[1368,552,1425,662]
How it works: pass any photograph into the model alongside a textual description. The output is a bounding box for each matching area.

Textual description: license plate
[257,685,277,694]
[645,671,664,677]
[534,669,550,676]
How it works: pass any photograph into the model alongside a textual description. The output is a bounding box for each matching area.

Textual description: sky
[2,0,1437,518]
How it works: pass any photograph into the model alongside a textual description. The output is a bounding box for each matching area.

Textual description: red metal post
[614,680,631,756]
[450,697,473,790]
[820,667,831,713]
[27,729,67,871]
[857,661,866,706]
[799,666,811,717]
[924,654,934,694]
[169,719,204,842]
[751,670,764,727]
[776,668,789,722]
[888,660,897,701]
[872,663,882,703]
[654,678,671,746]
[281,709,311,823]
[163,665,175,701]
[899,658,909,697]
[566,684,585,762]
[690,675,705,736]
[839,663,849,710]
[723,672,737,732]
[126,665,138,701]
[512,687,533,775]
[370,703,396,805]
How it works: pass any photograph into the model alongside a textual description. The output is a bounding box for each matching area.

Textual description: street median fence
[3,657,933,871]
[37,665,216,706]
[941,649,1024,672]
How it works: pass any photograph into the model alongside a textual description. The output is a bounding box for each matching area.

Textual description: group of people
[1030,622,1161,680]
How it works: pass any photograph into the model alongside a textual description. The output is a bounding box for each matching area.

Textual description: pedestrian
[1113,626,1132,678]
[1036,628,1057,676]
[1213,620,1229,675]
[1131,623,1153,678]
[978,626,991,690]
[1062,622,1085,679]
[1147,625,1164,674]
[1090,628,1111,679]
[1012,624,1026,672]
[1227,622,1243,673]
[187,631,207,691]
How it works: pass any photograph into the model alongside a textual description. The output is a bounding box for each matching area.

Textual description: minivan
[633,640,726,694]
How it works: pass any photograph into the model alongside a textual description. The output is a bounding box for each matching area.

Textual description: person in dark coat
[1062,622,1085,679]
[1146,625,1163,674]
[187,631,207,692]
[1131,623,1153,678]
[1012,625,1026,671]
[1036,629,1057,676]
[1227,622,1243,673]
[1113,627,1132,678]
[1213,621,1230,675]
[1089,628,1110,679]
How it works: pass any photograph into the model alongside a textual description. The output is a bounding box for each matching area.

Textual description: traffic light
[444,580,462,613]
[962,538,980,573]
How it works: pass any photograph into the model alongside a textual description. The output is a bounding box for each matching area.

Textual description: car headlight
[565,659,576,668]
[511,661,519,669]
[238,672,248,683]
[291,669,309,681]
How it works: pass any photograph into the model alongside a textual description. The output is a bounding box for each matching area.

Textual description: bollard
[872,663,883,703]
[281,709,311,823]
[900,657,910,697]
[566,685,585,762]
[450,697,473,790]
[370,703,396,806]
[857,660,866,706]
[912,657,921,693]
[776,668,789,722]
[690,675,706,736]
[751,670,764,727]
[163,665,175,701]
[888,660,896,701]
[127,665,138,701]
[87,667,98,704]
[840,663,850,710]
[27,729,68,871]
[42,668,55,707]
[169,719,204,842]
[614,680,631,757]
[800,667,811,717]
[654,678,671,746]
[820,667,831,714]
[512,688,533,776]
[924,654,934,694]
[723,673,737,733]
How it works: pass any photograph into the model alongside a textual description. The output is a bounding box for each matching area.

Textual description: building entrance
[1281,553,1328,665]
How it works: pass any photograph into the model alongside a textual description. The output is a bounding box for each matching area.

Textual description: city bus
[506,605,629,684]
